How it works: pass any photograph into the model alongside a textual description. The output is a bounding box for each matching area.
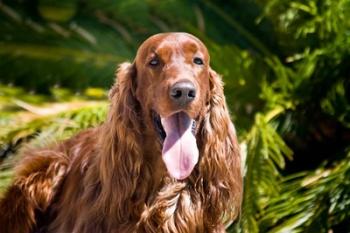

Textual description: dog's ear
[199,67,243,225]
[97,62,143,222]
[107,62,141,134]
[109,62,137,100]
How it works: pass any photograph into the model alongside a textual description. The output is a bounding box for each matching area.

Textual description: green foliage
[260,149,350,232]
[0,102,107,147]
[241,111,293,233]
[0,0,350,232]
[321,80,350,128]
[0,85,107,195]
[0,85,107,147]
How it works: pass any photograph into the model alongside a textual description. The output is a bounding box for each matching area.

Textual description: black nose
[169,81,196,106]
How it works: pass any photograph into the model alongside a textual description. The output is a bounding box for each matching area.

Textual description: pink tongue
[161,112,198,180]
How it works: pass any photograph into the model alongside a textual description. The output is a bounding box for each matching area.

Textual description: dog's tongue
[161,112,198,180]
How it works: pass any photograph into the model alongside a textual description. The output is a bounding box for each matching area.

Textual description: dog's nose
[169,81,196,106]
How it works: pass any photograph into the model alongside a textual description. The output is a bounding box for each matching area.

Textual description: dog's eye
[149,58,159,66]
[193,57,203,65]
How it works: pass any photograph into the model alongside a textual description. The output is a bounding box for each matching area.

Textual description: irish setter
[0,33,242,233]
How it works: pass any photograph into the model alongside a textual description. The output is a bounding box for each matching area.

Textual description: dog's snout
[169,81,196,106]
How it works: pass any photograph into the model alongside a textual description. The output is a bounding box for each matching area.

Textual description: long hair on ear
[71,62,144,232]
[198,68,243,226]
[99,62,144,219]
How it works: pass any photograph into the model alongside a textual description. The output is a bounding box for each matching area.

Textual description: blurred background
[0,0,349,232]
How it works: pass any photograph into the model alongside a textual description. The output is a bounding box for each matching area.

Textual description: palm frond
[0,85,108,191]
[260,149,350,232]
[239,110,293,233]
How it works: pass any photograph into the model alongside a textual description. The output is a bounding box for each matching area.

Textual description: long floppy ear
[199,68,243,225]
[98,62,143,222]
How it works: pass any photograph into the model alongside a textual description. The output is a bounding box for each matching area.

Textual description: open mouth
[152,111,167,142]
[152,111,199,180]
[152,111,196,141]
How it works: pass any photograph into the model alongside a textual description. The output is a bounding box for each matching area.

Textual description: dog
[0,32,242,233]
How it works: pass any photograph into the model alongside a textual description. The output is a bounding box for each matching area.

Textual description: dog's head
[134,32,210,117]
[109,33,239,183]
[135,33,211,180]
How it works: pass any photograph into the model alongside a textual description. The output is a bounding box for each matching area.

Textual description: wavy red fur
[0,33,242,233]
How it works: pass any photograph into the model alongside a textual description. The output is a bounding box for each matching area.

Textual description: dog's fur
[0,33,242,233]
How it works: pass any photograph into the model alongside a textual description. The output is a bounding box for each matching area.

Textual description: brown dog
[0,32,242,233]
